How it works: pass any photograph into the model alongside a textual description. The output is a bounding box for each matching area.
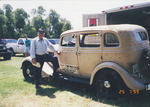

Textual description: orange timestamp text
[119,90,139,94]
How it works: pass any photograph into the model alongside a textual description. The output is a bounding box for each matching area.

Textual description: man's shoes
[53,72,59,77]
[35,85,40,89]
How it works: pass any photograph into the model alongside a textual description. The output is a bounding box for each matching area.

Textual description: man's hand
[56,51,61,55]
[32,58,36,64]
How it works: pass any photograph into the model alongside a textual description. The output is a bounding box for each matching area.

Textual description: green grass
[1,54,150,107]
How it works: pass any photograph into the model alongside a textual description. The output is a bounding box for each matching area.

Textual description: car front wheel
[23,62,34,81]
[3,53,11,60]
[95,69,124,99]
[9,48,15,56]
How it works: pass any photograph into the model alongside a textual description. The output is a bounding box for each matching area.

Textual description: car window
[135,32,148,42]
[55,39,59,44]
[18,39,24,45]
[104,33,120,47]
[0,40,6,44]
[61,35,76,47]
[80,33,101,47]
[7,40,17,43]
[49,39,56,44]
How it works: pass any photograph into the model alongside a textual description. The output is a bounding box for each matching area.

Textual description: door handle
[76,52,81,55]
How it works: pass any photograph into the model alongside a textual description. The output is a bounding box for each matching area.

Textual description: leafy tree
[61,18,72,32]
[0,8,4,15]
[37,6,46,16]
[31,8,36,16]
[32,15,44,31]
[3,4,16,39]
[48,9,72,38]
[0,9,7,39]
[14,8,28,37]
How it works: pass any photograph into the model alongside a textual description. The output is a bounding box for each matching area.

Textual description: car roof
[61,24,146,37]
[1,39,17,40]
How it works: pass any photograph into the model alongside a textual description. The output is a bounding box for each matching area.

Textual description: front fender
[90,62,145,90]
[21,56,32,68]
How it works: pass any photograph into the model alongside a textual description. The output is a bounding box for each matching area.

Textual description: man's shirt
[30,37,56,58]
[25,39,31,47]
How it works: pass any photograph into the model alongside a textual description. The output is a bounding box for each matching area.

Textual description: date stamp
[119,90,139,94]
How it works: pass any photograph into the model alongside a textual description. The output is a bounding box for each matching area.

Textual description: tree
[37,6,46,16]
[0,9,7,39]
[14,8,28,37]
[32,16,44,31]
[61,18,72,32]
[48,9,72,38]
[3,4,16,39]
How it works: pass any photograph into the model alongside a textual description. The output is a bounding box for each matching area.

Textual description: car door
[77,31,102,78]
[57,33,80,76]
[17,39,25,53]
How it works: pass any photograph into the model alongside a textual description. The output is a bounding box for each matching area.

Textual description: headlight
[3,46,6,50]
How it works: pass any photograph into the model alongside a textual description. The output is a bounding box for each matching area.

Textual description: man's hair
[24,34,27,37]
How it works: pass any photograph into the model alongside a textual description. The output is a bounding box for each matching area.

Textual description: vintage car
[21,24,150,98]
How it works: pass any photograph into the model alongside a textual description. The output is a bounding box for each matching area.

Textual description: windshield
[7,40,17,43]
[0,40,6,44]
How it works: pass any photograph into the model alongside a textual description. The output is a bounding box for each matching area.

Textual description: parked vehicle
[7,38,32,56]
[1,39,17,44]
[48,39,59,55]
[21,24,150,98]
[0,39,11,60]
[82,2,150,38]
[1,39,17,56]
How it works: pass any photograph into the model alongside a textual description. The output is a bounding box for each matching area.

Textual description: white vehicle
[7,38,32,56]
[48,39,59,55]
[82,2,150,36]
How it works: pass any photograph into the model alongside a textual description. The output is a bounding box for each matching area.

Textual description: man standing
[31,28,60,89]
[24,34,31,57]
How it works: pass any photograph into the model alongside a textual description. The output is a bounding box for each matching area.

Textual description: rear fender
[90,62,145,90]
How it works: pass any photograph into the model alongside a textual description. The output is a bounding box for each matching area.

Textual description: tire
[9,48,15,56]
[23,62,34,81]
[95,69,124,99]
[3,53,11,60]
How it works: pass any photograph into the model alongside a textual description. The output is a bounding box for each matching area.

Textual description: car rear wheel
[23,62,34,81]
[95,69,124,99]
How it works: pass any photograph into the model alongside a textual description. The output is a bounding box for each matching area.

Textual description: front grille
[0,50,6,52]
[0,46,3,49]
[0,46,7,52]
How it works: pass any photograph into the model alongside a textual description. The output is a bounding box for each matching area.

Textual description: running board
[51,73,90,84]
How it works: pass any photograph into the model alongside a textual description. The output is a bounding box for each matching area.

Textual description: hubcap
[104,81,111,88]
[26,69,30,74]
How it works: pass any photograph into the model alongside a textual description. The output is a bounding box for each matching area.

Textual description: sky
[0,0,150,29]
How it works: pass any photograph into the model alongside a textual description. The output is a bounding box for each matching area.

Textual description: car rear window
[104,33,120,47]
[135,32,148,42]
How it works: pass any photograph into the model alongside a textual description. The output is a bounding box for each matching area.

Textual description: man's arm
[46,39,56,52]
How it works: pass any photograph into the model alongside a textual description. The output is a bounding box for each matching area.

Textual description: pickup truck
[21,24,150,98]
[7,38,32,56]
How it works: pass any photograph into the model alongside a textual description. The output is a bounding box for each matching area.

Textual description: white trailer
[83,2,150,36]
